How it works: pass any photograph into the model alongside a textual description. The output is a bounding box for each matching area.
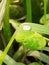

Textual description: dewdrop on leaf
[23,25,31,30]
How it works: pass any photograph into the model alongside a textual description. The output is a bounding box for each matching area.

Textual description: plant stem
[3,0,12,56]
[26,0,32,22]
[44,0,46,23]
[3,0,11,43]
[0,50,25,65]
[0,31,16,65]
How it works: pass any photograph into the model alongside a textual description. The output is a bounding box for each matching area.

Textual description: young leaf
[40,14,49,26]
[15,23,46,50]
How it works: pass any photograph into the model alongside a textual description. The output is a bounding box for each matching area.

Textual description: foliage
[29,62,41,65]
[15,24,46,50]
[0,0,49,65]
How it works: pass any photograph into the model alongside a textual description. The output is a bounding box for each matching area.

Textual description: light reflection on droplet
[23,25,31,30]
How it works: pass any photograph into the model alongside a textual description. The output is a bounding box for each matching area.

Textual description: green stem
[26,0,32,22]
[3,0,11,43]
[44,0,46,23]
[0,31,16,65]
[3,0,13,56]
[0,50,25,65]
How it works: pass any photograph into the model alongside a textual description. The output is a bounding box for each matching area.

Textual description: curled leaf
[40,14,49,26]
[15,24,46,50]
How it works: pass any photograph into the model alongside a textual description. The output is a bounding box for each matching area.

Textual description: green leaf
[15,23,46,50]
[41,47,49,52]
[0,31,15,65]
[29,62,41,65]
[9,19,21,29]
[19,23,49,35]
[40,14,49,26]
[0,22,49,64]
[9,21,49,35]
[0,50,25,65]
[28,51,49,64]
[46,0,49,13]
[3,0,11,43]
[0,0,7,30]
